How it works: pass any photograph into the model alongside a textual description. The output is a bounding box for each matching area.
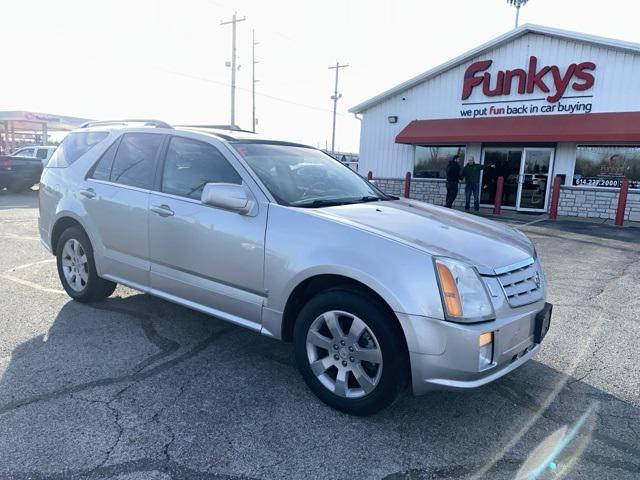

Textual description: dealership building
[350,24,640,221]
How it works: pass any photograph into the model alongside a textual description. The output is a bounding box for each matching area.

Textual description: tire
[55,226,117,302]
[293,288,407,415]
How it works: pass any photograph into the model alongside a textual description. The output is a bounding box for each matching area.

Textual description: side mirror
[201,183,254,214]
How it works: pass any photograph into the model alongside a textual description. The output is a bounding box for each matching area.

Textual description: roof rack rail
[80,119,173,129]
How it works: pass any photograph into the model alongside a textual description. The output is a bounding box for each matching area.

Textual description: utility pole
[328,61,349,154]
[508,0,528,28]
[221,12,246,127]
[252,29,259,133]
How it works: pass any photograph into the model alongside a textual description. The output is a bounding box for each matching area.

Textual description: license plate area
[534,302,553,344]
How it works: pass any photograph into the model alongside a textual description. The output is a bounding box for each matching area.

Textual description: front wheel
[293,289,407,415]
[56,226,116,302]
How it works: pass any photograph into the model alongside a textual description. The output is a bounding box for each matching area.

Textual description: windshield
[232,143,389,207]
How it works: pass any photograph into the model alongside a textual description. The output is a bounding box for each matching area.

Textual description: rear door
[84,132,165,289]
[148,134,268,328]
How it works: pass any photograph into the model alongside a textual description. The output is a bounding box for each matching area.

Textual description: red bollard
[493,176,504,214]
[549,175,562,220]
[404,172,411,198]
[615,178,629,226]
[367,171,373,181]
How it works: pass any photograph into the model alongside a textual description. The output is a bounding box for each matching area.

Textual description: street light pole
[221,12,246,128]
[252,29,260,133]
[508,0,529,28]
[328,61,349,154]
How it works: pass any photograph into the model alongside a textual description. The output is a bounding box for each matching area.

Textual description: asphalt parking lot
[0,189,638,480]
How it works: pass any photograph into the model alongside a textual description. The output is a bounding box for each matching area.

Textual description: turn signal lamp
[435,261,463,317]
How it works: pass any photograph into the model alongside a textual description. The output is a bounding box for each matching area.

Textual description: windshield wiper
[294,195,387,208]
[357,196,383,203]
[294,199,350,208]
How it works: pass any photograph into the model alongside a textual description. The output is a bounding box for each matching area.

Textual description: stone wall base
[373,178,640,221]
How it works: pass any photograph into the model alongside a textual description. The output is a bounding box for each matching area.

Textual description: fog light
[479,332,494,369]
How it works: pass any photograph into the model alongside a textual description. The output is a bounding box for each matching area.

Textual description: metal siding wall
[554,143,577,186]
[357,32,640,178]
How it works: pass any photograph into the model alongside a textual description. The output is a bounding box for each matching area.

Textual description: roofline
[349,24,640,114]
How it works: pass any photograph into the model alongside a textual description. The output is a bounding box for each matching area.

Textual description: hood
[309,199,534,275]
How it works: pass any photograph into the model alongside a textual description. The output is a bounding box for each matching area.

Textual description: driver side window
[161,136,242,200]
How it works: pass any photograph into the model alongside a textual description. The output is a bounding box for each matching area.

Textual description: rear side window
[48,131,109,167]
[161,136,242,199]
[110,133,163,189]
[36,149,49,160]
[89,138,120,181]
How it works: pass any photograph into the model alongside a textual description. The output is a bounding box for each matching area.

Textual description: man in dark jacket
[445,154,461,208]
[460,155,487,211]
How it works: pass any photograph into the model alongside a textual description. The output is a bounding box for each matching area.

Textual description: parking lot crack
[0,326,231,417]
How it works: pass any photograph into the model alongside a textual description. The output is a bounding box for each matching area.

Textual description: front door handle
[150,204,174,217]
[79,188,96,199]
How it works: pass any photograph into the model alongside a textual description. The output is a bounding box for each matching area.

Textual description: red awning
[395,112,640,144]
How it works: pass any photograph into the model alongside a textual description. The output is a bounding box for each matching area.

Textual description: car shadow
[0,293,638,479]
[0,187,39,209]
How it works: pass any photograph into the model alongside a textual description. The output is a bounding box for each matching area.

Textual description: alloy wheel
[305,310,383,399]
[61,238,89,292]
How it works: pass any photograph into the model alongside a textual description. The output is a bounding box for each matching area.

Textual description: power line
[328,61,349,154]
[220,12,246,127]
[157,67,346,117]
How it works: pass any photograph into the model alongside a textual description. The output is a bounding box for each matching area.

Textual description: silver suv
[39,120,551,415]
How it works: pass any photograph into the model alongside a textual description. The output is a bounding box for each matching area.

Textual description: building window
[573,145,640,189]
[414,145,465,179]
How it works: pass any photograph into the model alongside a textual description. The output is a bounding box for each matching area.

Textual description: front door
[516,148,554,212]
[480,148,522,208]
[480,147,554,212]
[148,134,268,329]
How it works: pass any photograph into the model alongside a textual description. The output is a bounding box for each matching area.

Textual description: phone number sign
[574,177,640,189]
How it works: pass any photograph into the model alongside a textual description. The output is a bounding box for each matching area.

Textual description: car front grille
[496,260,543,308]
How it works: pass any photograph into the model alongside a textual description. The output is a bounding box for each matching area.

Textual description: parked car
[38,120,551,415]
[11,145,56,166]
[0,150,46,192]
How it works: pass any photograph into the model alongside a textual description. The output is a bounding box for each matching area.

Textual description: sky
[2,0,640,152]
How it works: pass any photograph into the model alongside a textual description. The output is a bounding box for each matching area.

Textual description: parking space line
[6,258,56,273]
[0,233,41,241]
[514,217,549,230]
[0,274,66,294]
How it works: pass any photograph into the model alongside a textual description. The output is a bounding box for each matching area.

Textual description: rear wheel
[294,288,407,415]
[56,226,116,302]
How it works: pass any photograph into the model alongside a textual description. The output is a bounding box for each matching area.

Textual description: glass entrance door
[480,149,523,208]
[480,147,555,212]
[517,148,554,212]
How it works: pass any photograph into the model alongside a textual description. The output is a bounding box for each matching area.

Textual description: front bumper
[397,299,547,395]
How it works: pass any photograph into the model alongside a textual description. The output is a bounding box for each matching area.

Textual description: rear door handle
[79,188,96,199]
[150,204,174,217]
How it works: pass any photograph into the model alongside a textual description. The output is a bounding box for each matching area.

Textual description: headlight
[434,257,495,322]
